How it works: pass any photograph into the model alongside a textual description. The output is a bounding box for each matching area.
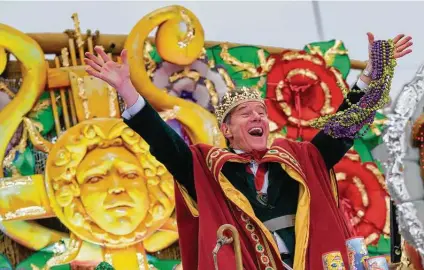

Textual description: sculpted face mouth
[104,201,135,210]
[248,127,264,137]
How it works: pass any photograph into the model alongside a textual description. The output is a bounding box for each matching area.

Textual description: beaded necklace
[310,40,396,139]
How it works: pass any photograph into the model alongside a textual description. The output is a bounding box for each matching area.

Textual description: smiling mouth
[248,127,264,137]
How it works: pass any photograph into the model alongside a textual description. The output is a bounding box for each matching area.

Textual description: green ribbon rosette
[367,235,390,257]
[303,39,351,79]
[206,45,271,97]
[15,243,70,270]
[354,112,388,171]
[94,255,181,270]
[0,254,13,270]
[7,92,62,177]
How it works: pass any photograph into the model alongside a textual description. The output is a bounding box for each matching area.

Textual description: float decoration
[0,117,179,269]
[383,63,424,268]
[352,113,390,256]
[303,39,351,79]
[351,113,390,256]
[366,237,390,258]
[7,244,182,270]
[145,255,181,270]
[355,112,388,160]
[14,243,70,270]
[150,62,225,145]
[265,49,346,141]
[147,41,232,114]
[1,79,63,178]
[205,44,273,96]
[125,5,227,147]
[402,240,424,270]
[145,42,273,112]
[95,262,114,270]
[28,92,62,137]
[0,254,12,270]
[334,150,390,247]
[0,47,7,75]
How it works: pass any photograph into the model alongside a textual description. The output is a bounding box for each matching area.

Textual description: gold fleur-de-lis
[307,40,348,66]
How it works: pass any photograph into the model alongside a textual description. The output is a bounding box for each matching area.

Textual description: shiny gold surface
[0,24,46,178]
[125,5,226,146]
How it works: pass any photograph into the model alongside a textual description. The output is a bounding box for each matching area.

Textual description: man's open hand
[367,32,413,60]
[84,47,138,106]
[84,46,130,90]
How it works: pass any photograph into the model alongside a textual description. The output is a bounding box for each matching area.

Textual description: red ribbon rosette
[334,150,390,246]
[265,51,346,141]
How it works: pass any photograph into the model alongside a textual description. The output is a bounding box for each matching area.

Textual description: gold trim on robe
[206,146,311,270]
[329,169,339,206]
[175,182,199,217]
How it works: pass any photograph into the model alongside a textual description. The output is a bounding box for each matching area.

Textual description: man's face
[76,147,149,236]
[221,101,269,152]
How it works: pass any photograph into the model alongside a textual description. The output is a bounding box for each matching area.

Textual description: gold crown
[214,86,264,125]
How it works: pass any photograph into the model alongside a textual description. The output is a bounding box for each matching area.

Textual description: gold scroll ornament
[0,47,7,75]
[0,23,46,178]
[125,5,226,146]
[0,23,67,251]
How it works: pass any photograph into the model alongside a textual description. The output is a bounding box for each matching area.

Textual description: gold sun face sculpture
[45,118,175,248]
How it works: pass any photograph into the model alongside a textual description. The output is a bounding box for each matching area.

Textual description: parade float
[0,4,418,269]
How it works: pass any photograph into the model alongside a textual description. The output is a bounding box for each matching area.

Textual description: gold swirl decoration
[0,47,7,75]
[0,24,66,250]
[125,5,226,146]
[0,24,46,178]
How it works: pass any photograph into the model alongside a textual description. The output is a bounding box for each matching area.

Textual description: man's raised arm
[311,81,365,170]
[84,46,196,200]
[311,33,413,170]
[122,93,196,199]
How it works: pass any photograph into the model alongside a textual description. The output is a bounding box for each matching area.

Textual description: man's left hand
[368,32,413,60]
[361,33,413,83]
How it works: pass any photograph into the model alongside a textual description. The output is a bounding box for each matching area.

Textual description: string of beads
[310,39,396,139]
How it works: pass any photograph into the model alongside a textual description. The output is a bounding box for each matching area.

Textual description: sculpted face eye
[124,172,139,179]
[86,175,103,184]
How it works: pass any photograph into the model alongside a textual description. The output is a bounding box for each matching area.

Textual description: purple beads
[319,39,395,139]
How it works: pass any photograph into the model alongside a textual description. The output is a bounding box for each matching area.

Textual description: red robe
[175,138,354,270]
